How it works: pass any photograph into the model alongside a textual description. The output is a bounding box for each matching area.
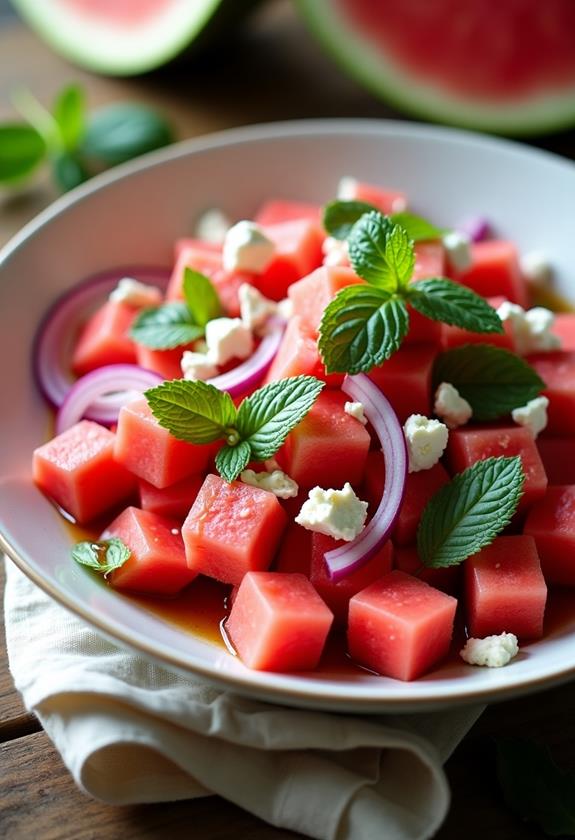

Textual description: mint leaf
[348,211,396,289]
[236,375,324,460]
[183,267,222,329]
[82,102,173,165]
[52,152,89,192]
[72,537,130,578]
[323,199,377,240]
[215,440,252,483]
[408,278,504,334]
[417,456,524,569]
[390,211,447,242]
[433,344,545,421]
[130,302,204,349]
[385,223,415,290]
[53,85,85,152]
[319,285,409,374]
[145,379,237,444]
[496,737,575,837]
[0,124,46,184]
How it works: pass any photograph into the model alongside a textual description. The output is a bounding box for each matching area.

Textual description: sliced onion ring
[324,374,407,582]
[206,318,285,397]
[56,364,163,434]
[33,266,170,412]
[456,216,490,242]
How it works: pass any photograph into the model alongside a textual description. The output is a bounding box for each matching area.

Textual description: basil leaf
[72,538,130,577]
[51,152,89,192]
[215,440,252,483]
[318,285,409,374]
[130,302,204,349]
[53,84,85,151]
[417,456,524,569]
[82,103,173,165]
[183,268,222,329]
[145,379,237,445]
[0,124,46,184]
[408,278,504,334]
[322,199,377,240]
[390,211,447,242]
[236,375,324,460]
[433,344,545,421]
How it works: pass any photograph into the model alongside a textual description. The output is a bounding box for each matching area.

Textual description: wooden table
[2,4,575,837]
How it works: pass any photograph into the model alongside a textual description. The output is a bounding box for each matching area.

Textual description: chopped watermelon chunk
[274,521,312,575]
[256,219,325,301]
[527,351,575,437]
[254,199,322,226]
[135,342,194,380]
[393,545,460,595]
[226,571,333,671]
[174,238,220,262]
[368,344,436,422]
[394,462,450,546]
[552,313,575,351]
[341,178,407,215]
[262,314,343,387]
[287,265,362,334]
[404,242,446,346]
[166,244,247,316]
[453,241,529,307]
[537,438,575,485]
[360,450,385,514]
[72,300,138,375]
[138,474,203,520]
[524,486,575,585]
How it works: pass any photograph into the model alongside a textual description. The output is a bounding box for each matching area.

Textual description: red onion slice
[33,266,170,412]
[323,374,407,582]
[55,364,163,434]
[456,216,490,242]
[206,318,285,397]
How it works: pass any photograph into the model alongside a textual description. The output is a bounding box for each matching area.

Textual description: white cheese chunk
[497,301,561,354]
[434,382,472,429]
[240,469,299,499]
[520,250,553,287]
[344,401,368,425]
[460,633,519,668]
[277,297,294,321]
[205,317,254,366]
[180,351,219,381]
[238,283,277,333]
[195,208,231,245]
[404,414,449,473]
[108,277,162,307]
[295,483,368,541]
[337,176,358,200]
[442,231,472,273]
[222,221,275,274]
[322,236,349,267]
[512,395,549,438]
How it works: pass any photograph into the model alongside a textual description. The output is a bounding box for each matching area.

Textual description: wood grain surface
[1,2,575,838]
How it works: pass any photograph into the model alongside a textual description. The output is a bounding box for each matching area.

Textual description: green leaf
[236,375,324,460]
[0,124,46,184]
[82,103,173,166]
[347,210,396,290]
[145,379,237,445]
[496,737,575,837]
[130,302,204,349]
[215,440,252,483]
[318,285,409,374]
[390,211,447,242]
[72,537,130,577]
[51,152,89,192]
[408,278,504,334]
[322,199,377,240]
[53,85,85,151]
[417,456,524,569]
[183,268,222,329]
[433,344,545,421]
[385,223,415,290]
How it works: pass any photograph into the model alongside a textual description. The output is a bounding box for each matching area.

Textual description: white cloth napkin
[4,558,483,840]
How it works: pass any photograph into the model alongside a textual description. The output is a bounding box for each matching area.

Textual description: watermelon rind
[10,0,261,76]
[297,0,575,135]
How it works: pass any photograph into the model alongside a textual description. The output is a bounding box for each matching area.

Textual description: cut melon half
[11,0,260,76]
[297,0,575,135]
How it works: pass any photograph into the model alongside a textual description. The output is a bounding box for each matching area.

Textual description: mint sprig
[433,344,545,421]
[145,375,324,482]
[323,201,446,242]
[72,537,130,577]
[417,456,524,569]
[183,267,222,328]
[389,211,447,242]
[408,278,504,334]
[348,210,400,290]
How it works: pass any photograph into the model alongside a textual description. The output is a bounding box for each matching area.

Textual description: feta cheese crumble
[222,221,275,274]
[322,236,349,267]
[240,469,299,499]
[442,231,472,273]
[434,382,472,429]
[344,401,368,425]
[180,351,219,381]
[337,176,359,200]
[404,414,449,473]
[277,297,294,321]
[205,317,254,366]
[238,283,277,333]
[497,301,561,355]
[460,633,519,668]
[108,277,162,308]
[520,250,553,287]
[195,208,231,245]
[512,395,549,438]
[295,483,368,541]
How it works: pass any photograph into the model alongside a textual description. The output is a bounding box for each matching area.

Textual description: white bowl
[1,119,574,712]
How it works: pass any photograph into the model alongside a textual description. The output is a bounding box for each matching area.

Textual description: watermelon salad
[30,177,575,681]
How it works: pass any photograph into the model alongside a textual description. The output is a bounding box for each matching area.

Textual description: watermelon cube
[102,506,196,595]
[524,486,575,585]
[404,243,446,346]
[278,390,371,488]
[226,571,333,671]
[72,300,138,376]
[537,438,575,485]
[527,351,575,437]
[138,474,203,520]
[254,199,322,226]
[394,462,450,546]
[262,314,343,387]
[274,521,312,575]
[182,474,287,586]
[361,450,385,513]
[348,571,457,681]
[287,265,362,334]
[114,398,213,488]
[174,238,220,262]
[393,545,460,595]
[166,244,247,316]
[552,313,575,351]
[368,344,436,422]
[340,178,407,215]
[465,535,547,639]
[135,343,194,380]
[453,241,528,307]
[256,219,325,301]
[33,420,136,524]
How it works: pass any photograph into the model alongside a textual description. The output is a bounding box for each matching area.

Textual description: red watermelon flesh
[60,0,171,27]
[524,486,575,585]
[368,343,436,422]
[72,300,138,375]
[394,462,450,546]
[288,265,362,335]
[262,314,343,388]
[527,351,575,437]
[254,200,322,226]
[393,545,460,595]
[537,438,575,486]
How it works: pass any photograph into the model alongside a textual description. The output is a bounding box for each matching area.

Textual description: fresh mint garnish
[72,537,130,577]
[433,344,545,421]
[348,210,402,291]
[496,737,575,836]
[52,85,85,152]
[417,456,524,569]
[0,124,46,185]
[323,199,377,240]
[408,278,504,333]
[389,211,447,242]
[145,375,324,482]
[81,102,173,166]
[183,267,222,328]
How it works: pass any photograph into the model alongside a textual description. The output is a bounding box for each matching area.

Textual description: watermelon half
[10,0,261,75]
[297,0,575,134]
